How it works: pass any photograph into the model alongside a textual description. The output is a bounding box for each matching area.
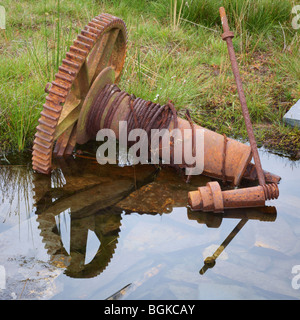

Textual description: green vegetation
[0,0,299,158]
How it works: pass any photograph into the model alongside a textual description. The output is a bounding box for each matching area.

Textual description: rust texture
[78,80,253,185]
[86,84,178,145]
[188,181,279,213]
[242,163,281,184]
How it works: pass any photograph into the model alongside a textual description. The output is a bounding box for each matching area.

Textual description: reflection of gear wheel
[32,13,127,174]
[33,159,159,279]
[37,207,123,279]
[65,208,122,278]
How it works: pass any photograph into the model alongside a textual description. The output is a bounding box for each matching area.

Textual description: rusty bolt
[188,181,279,212]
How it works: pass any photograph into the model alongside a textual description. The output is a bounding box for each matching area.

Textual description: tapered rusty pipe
[76,66,280,189]
[77,68,253,186]
[219,7,265,186]
[108,100,253,185]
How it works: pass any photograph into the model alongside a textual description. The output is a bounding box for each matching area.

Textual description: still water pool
[0,148,299,300]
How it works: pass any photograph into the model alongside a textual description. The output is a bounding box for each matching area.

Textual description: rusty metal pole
[219,7,265,186]
[188,8,280,212]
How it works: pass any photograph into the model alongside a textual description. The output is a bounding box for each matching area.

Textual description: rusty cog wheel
[32,13,127,174]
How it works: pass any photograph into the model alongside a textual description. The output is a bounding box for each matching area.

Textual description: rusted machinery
[32,10,280,212]
[188,8,279,211]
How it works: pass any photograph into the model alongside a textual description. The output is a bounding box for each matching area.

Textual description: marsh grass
[170,0,184,30]
[0,0,299,157]
[0,0,81,152]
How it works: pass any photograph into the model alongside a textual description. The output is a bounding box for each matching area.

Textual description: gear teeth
[34,136,52,149]
[32,13,127,175]
[73,39,92,51]
[40,109,60,121]
[58,65,77,77]
[36,212,62,256]
[66,52,85,63]
[33,143,51,155]
[69,45,88,58]
[35,130,54,143]
[85,25,100,35]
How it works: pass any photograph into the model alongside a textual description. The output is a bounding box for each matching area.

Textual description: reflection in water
[29,157,278,280]
[2,148,300,299]
[34,157,159,278]
[0,165,33,221]
[199,218,249,274]
[189,206,277,274]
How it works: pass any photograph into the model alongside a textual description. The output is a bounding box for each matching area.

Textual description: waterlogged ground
[0,148,300,300]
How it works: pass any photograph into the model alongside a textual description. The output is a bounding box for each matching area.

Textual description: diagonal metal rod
[219,7,265,186]
[200,218,248,274]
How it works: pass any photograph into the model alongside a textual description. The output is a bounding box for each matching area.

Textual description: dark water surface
[0,148,300,300]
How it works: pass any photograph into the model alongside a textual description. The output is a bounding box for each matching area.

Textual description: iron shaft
[219,7,266,186]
